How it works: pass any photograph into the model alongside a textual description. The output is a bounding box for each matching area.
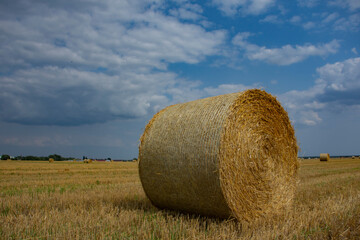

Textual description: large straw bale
[320,153,330,161]
[138,89,298,221]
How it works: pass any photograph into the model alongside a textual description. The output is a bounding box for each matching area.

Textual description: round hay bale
[320,153,330,161]
[49,158,54,163]
[138,89,298,221]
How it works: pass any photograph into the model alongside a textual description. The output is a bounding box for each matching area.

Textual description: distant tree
[107,157,111,160]
[0,154,73,161]
[1,154,10,160]
[23,156,40,160]
[48,154,62,161]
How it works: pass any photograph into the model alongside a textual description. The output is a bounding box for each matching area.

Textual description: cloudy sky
[0,0,359,159]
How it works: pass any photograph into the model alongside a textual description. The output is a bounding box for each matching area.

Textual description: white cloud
[300,111,322,126]
[169,3,204,21]
[212,0,275,16]
[297,0,319,8]
[279,57,360,126]
[0,1,225,71]
[317,57,360,91]
[232,33,340,65]
[282,81,325,119]
[352,48,358,54]
[322,12,339,23]
[248,0,275,15]
[0,0,227,125]
[287,11,358,32]
[333,13,360,31]
[303,21,316,30]
[170,8,201,20]
[329,0,360,11]
[290,16,302,23]
[280,84,326,126]
[260,15,282,24]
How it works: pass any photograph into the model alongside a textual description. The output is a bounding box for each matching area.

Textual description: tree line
[1,154,74,161]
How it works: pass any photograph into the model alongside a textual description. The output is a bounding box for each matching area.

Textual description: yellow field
[1,158,359,239]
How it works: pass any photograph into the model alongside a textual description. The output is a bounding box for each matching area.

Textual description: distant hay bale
[320,153,330,161]
[352,156,355,159]
[49,158,54,163]
[139,89,299,221]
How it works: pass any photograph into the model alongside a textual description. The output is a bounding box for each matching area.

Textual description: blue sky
[0,0,359,159]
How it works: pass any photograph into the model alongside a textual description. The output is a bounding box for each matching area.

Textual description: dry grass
[1,158,359,239]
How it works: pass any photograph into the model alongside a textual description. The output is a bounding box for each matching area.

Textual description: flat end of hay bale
[219,89,298,221]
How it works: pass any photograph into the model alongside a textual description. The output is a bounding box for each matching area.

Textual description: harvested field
[1,158,360,239]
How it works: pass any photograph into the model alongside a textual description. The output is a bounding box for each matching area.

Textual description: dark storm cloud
[317,88,360,106]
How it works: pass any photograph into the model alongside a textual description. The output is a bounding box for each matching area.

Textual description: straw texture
[138,89,298,221]
[320,153,330,161]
